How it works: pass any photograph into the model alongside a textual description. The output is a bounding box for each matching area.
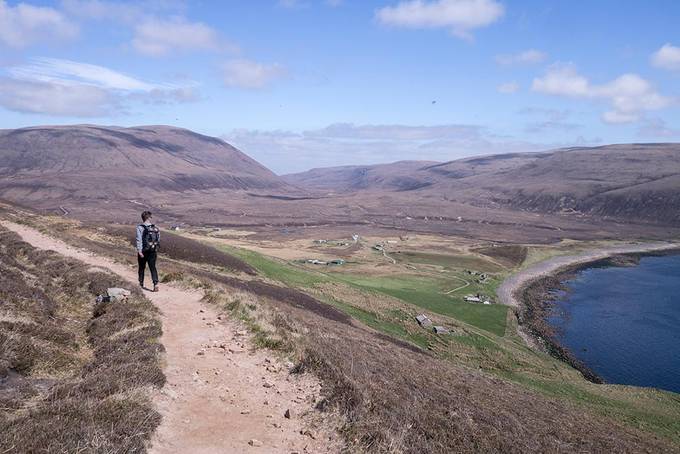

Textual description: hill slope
[285,144,680,225]
[282,160,438,193]
[0,125,292,203]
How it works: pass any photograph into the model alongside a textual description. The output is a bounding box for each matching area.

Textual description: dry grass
[190,267,676,453]
[105,225,256,275]
[4,207,679,453]
[293,314,673,453]
[0,226,164,453]
[473,245,528,268]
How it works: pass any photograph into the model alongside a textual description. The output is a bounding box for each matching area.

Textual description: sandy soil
[1,220,340,454]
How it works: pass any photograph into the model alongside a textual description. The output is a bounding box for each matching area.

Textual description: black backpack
[141,224,161,252]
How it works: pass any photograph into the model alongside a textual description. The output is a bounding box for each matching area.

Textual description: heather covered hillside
[286,144,680,225]
[0,125,295,203]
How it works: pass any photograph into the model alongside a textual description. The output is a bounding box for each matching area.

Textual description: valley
[2,126,680,452]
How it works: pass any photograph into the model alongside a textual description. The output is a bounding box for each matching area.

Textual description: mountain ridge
[1,125,679,229]
[0,124,296,202]
[284,143,680,225]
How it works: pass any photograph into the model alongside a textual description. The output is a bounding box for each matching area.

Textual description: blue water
[547,254,680,394]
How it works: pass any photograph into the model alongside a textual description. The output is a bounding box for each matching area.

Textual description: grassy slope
[346,273,507,336]
[218,241,680,444]
[226,245,508,336]
[3,207,678,449]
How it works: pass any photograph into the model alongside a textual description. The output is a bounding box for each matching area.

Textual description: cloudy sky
[1,0,679,173]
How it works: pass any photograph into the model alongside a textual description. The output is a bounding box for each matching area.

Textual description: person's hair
[141,211,153,222]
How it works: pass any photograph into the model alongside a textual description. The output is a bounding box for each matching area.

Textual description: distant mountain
[0,125,293,204]
[1,126,678,230]
[286,144,680,225]
[282,160,439,193]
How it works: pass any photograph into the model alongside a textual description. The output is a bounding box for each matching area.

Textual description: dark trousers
[138,250,159,286]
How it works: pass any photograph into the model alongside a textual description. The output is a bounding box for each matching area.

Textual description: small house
[433,326,449,334]
[415,314,433,327]
[306,259,327,265]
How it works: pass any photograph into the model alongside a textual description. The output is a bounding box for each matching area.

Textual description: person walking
[136,211,161,292]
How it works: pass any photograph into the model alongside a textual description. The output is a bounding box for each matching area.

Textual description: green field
[342,273,508,336]
[206,239,680,448]
[394,250,503,272]
[220,244,508,336]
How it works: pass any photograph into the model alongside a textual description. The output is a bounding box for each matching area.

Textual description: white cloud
[60,0,143,23]
[61,0,187,23]
[278,0,342,8]
[495,49,547,66]
[0,0,77,48]
[223,123,569,174]
[519,107,580,133]
[532,65,590,96]
[0,77,114,116]
[305,123,483,140]
[132,18,223,57]
[222,59,286,89]
[497,81,519,94]
[278,0,305,7]
[651,43,680,71]
[9,57,165,90]
[0,57,196,116]
[637,118,680,138]
[375,0,504,39]
[532,64,671,124]
[63,1,235,57]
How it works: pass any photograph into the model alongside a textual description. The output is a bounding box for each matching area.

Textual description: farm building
[415,314,433,327]
[306,259,327,265]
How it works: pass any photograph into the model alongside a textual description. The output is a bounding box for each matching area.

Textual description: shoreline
[498,242,680,383]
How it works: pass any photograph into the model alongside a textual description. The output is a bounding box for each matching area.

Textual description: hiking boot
[153,284,159,292]
[139,282,144,288]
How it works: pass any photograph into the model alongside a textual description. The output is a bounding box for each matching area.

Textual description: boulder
[106,287,131,302]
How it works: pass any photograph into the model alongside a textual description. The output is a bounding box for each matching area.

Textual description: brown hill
[282,160,438,193]
[285,144,680,225]
[0,125,293,204]
[2,125,678,237]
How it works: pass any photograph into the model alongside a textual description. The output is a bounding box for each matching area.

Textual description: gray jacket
[136,221,159,253]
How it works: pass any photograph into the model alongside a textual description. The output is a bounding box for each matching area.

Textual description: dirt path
[1,220,339,453]
[442,276,470,295]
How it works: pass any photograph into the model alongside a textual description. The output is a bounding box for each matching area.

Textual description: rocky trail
[1,220,339,453]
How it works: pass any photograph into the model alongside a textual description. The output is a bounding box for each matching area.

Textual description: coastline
[498,242,680,383]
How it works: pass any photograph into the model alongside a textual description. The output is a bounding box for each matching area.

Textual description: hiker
[136,211,161,292]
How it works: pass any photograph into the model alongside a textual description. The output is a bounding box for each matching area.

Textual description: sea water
[547,254,680,394]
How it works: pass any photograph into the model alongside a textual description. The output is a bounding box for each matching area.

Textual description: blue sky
[0,0,679,173]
